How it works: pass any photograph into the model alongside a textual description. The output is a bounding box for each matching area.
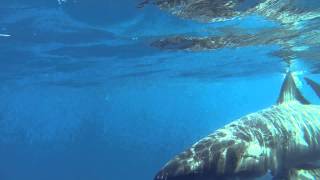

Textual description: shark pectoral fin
[277,72,310,105]
[288,168,320,180]
[305,77,320,98]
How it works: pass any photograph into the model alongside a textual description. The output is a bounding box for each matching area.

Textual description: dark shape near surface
[305,77,320,98]
[141,0,262,22]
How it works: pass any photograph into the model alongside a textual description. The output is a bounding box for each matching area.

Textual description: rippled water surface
[1,0,320,180]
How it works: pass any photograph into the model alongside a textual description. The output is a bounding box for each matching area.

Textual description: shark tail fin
[305,77,320,98]
[277,72,310,105]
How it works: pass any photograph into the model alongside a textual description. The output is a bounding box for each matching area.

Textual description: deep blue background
[0,0,320,180]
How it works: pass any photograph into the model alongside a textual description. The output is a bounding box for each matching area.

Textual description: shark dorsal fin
[277,72,310,105]
[305,77,320,98]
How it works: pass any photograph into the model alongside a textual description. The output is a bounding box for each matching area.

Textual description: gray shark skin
[154,73,320,180]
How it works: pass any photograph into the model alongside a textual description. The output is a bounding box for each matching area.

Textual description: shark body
[154,73,320,180]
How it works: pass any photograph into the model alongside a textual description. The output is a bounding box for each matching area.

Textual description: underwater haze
[1,0,320,180]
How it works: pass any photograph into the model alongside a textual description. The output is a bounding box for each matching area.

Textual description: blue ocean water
[1,0,320,180]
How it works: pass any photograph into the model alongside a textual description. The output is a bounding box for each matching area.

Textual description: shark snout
[153,140,247,180]
[154,170,167,180]
[154,137,271,180]
[154,169,183,180]
[154,170,188,180]
[154,154,202,180]
[154,162,188,180]
[154,170,197,180]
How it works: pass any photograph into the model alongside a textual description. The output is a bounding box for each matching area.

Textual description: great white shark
[154,72,320,180]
